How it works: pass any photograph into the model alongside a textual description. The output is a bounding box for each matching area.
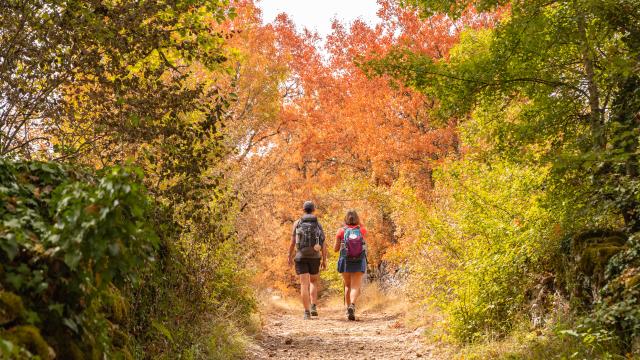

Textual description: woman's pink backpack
[343,226,365,262]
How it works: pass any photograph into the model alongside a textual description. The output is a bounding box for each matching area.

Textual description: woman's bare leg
[349,272,364,305]
[341,273,351,306]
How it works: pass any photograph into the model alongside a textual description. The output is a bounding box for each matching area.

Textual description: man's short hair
[303,201,315,213]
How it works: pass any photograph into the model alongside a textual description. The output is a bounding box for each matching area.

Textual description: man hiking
[288,201,327,319]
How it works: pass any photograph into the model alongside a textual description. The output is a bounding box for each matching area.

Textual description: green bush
[125,180,256,359]
[0,160,157,358]
[406,159,559,342]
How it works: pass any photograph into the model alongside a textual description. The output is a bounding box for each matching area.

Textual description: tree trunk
[577,11,605,150]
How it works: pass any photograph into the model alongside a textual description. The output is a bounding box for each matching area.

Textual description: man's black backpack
[295,215,321,259]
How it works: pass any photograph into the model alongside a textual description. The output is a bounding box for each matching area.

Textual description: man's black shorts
[295,258,321,275]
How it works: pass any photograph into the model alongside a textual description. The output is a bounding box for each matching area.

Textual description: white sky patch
[258,0,382,40]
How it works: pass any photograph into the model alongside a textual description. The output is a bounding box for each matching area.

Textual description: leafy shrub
[126,178,256,359]
[320,252,344,293]
[405,159,560,342]
[0,160,157,358]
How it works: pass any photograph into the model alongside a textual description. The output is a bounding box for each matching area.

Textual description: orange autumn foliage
[227,0,498,293]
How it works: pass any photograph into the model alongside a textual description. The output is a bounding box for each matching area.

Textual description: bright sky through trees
[258,0,381,39]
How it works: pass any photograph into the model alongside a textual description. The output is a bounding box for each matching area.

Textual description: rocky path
[246,302,437,360]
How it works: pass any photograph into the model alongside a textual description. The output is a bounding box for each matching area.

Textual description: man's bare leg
[300,273,311,311]
[309,273,320,316]
[310,274,320,305]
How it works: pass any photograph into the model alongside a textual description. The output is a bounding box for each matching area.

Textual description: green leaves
[402,0,509,18]
[0,159,157,356]
[373,0,640,350]
[48,166,157,284]
[419,160,557,342]
[2,0,235,157]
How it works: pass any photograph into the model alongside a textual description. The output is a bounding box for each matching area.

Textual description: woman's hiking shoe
[304,310,311,320]
[347,304,356,321]
[310,304,318,317]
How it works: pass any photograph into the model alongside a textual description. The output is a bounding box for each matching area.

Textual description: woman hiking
[334,209,367,321]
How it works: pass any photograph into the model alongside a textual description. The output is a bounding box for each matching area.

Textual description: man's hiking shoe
[347,304,356,321]
[304,310,311,320]
[310,304,318,317]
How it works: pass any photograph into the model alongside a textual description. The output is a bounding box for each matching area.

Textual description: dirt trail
[246,298,438,360]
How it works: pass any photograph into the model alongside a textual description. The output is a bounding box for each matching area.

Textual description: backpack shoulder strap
[314,221,321,245]
[343,226,353,244]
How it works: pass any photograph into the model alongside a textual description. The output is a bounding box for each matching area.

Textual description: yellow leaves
[449,28,493,64]
[158,174,184,192]
[125,49,162,78]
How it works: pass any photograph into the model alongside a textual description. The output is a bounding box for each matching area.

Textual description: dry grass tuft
[358,282,407,316]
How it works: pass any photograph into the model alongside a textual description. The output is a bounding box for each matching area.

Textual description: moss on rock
[0,291,25,325]
[3,325,53,360]
[571,231,627,289]
[578,239,626,277]
[564,230,629,306]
